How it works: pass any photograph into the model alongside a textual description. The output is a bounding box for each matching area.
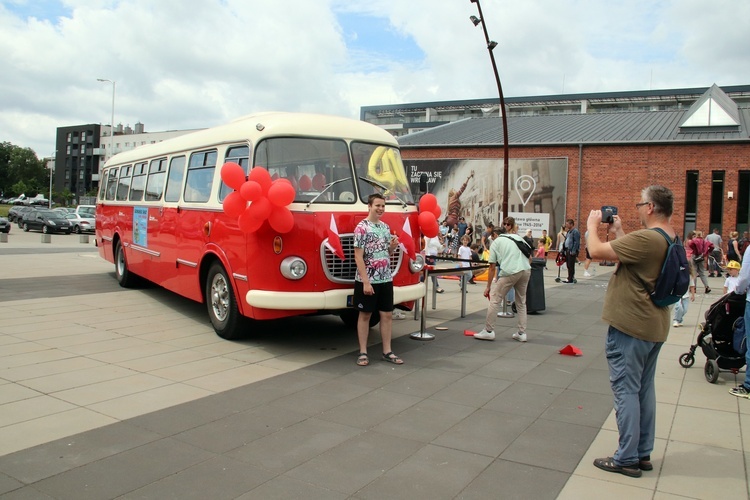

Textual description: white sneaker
[672,321,682,327]
[512,332,527,342]
[584,271,591,277]
[392,310,406,320]
[474,329,496,341]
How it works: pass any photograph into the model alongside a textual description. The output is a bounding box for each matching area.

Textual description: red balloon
[312,173,326,191]
[239,180,262,202]
[248,167,272,195]
[248,196,272,220]
[419,193,437,213]
[238,205,264,233]
[223,191,246,218]
[268,206,295,233]
[220,162,246,191]
[418,211,439,237]
[431,204,442,219]
[298,175,312,191]
[268,181,296,207]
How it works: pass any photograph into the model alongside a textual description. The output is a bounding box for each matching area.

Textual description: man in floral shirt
[353,193,403,366]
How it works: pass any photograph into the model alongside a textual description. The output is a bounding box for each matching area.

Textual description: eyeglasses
[635,202,651,209]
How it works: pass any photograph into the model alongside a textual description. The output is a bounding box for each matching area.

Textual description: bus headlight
[409,254,425,273]
[280,256,307,280]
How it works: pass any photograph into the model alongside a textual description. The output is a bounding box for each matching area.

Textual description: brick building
[396,85,750,246]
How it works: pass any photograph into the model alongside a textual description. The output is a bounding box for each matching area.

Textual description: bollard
[0,233,7,243]
[41,234,51,244]
[79,234,90,244]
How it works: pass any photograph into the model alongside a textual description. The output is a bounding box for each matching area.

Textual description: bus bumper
[246,283,426,310]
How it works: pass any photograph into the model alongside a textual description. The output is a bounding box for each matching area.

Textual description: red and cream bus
[96,112,425,339]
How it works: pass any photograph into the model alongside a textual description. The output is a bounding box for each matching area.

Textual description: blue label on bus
[133,206,148,247]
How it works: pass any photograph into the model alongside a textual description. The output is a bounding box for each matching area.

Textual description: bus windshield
[351,143,414,205]
[255,137,356,204]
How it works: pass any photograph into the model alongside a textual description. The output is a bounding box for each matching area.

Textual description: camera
[601,206,618,224]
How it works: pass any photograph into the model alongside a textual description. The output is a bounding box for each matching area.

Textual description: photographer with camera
[586,185,677,478]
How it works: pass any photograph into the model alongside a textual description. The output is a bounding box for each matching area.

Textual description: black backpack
[499,234,532,258]
[649,228,690,307]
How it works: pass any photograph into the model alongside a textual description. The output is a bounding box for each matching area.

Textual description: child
[469,243,481,284]
[535,240,546,258]
[673,260,697,327]
[458,236,473,285]
[724,260,742,294]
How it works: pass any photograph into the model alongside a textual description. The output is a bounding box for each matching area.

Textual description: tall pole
[469,0,510,221]
[47,158,54,209]
[97,78,116,162]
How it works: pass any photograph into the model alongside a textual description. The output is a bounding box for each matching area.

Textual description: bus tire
[340,310,380,329]
[206,262,243,340]
[114,240,138,288]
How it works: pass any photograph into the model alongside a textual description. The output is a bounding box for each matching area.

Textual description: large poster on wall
[404,158,568,240]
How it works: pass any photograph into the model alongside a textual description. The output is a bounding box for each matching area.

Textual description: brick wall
[402,142,750,253]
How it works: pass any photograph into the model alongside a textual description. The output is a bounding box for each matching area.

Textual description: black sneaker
[729,385,750,399]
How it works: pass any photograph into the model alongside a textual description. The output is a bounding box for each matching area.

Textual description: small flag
[398,218,417,260]
[325,214,346,260]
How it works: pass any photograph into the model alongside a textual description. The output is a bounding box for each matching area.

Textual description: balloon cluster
[221,162,295,233]
[417,193,442,237]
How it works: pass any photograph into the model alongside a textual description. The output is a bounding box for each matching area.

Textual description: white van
[75,205,95,217]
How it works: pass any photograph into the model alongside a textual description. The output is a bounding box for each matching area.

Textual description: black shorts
[353,281,394,313]
[585,248,591,260]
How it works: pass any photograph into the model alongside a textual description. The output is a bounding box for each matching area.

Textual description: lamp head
[470,15,481,26]
[487,41,498,50]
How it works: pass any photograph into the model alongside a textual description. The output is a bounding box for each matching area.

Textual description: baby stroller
[679,292,746,383]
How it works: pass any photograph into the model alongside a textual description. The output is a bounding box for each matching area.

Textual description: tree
[0,142,46,197]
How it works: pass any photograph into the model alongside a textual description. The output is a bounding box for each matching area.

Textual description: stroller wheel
[679,352,695,368]
[704,359,720,383]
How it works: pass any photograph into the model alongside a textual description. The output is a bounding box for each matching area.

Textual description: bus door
[134,158,170,279]
[174,150,217,302]
[158,155,186,292]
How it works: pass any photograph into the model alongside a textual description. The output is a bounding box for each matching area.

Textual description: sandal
[593,457,641,478]
[382,351,404,364]
[356,353,369,366]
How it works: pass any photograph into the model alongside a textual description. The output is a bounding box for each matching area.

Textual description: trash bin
[527,258,546,313]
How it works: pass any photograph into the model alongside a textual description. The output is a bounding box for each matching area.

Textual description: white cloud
[0,0,749,157]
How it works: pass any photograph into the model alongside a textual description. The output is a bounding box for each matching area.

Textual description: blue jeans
[742,301,750,388]
[605,326,663,466]
[673,296,689,324]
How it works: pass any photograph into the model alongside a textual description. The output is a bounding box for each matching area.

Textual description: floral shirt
[353,219,393,284]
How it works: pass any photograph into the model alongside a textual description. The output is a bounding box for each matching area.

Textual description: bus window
[254,137,355,203]
[164,156,186,203]
[116,165,132,201]
[145,158,168,201]
[184,150,217,203]
[129,162,147,201]
[218,145,250,201]
[351,143,413,205]
[105,168,118,201]
[98,170,109,200]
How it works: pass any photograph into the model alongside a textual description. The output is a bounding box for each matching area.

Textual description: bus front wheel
[206,262,243,340]
[114,240,138,288]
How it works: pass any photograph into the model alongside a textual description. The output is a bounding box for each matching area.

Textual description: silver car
[65,213,95,234]
[0,216,10,234]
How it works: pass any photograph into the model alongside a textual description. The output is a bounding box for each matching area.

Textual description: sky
[2,0,749,158]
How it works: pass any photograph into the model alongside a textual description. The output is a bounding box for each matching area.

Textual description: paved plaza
[0,229,748,499]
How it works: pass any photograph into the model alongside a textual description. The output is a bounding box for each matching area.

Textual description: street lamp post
[96,78,116,162]
[469,0,510,221]
[47,158,55,209]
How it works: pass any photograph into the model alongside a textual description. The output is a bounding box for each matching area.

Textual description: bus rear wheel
[206,262,243,340]
[114,240,138,288]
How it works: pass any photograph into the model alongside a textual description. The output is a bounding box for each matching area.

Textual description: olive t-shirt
[602,229,671,342]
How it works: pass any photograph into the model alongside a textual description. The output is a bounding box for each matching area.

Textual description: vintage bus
[96,112,426,339]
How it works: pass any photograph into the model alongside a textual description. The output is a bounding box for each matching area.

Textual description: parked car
[65,213,95,233]
[75,205,96,217]
[13,206,35,227]
[54,207,76,214]
[8,205,26,222]
[20,209,72,234]
[0,216,10,234]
